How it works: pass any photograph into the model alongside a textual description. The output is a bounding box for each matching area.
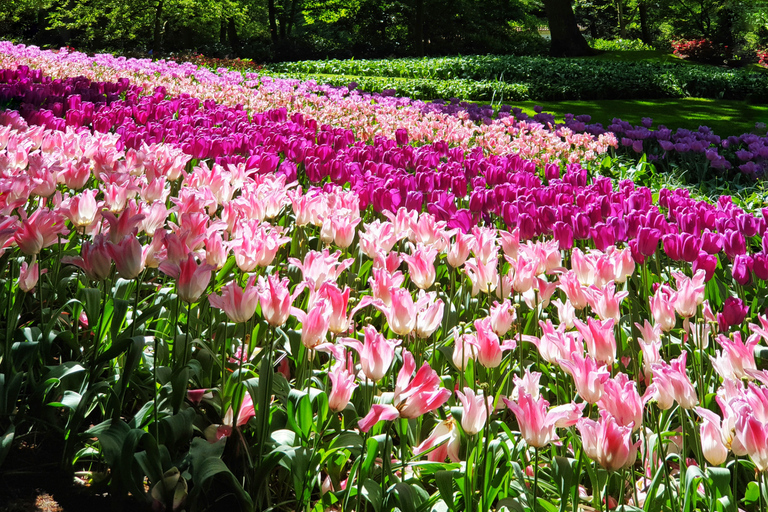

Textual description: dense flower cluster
[2,40,768,512]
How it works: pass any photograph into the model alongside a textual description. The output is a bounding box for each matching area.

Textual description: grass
[502,98,768,137]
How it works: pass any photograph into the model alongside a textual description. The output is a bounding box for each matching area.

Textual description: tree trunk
[286,0,299,37]
[153,0,164,53]
[227,17,240,55]
[267,0,278,43]
[415,0,425,57]
[639,1,651,44]
[220,17,227,45]
[616,0,626,38]
[542,0,594,57]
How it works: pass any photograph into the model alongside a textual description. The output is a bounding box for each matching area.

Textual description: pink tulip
[446,230,476,268]
[14,208,69,255]
[375,287,428,336]
[526,319,581,365]
[598,373,644,431]
[62,234,113,281]
[159,253,213,304]
[368,267,405,307]
[574,317,616,366]
[456,387,493,435]
[577,411,640,471]
[358,351,450,432]
[711,332,760,381]
[672,269,706,318]
[585,282,628,322]
[503,390,584,448]
[474,317,516,368]
[695,407,728,466]
[735,413,768,472]
[452,328,478,371]
[107,234,145,279]
[328,364,358,412]
[647,353,698,410]
[341,325,400,382]
[415,291,444,339]
[359,220,398,258]
[559,352,610,404]
[558,271,590,310]
[293,298,332,349]
[403,244,439,290]
[61,189,100,228]
[257,274,297,327]
[410,213,448,251]
[413,418,461,462]
[314,282,352,334]
[571,248,597,286]
[464,257,498,296]
[288,249,354,288]
[209,275,260,324]
[553,298,576,329]
[650,284,677,332]
[510,255,537,294]
[471,226,499,265]
[330,213,361,249]
[101,206,145,244]
[498,229,520,259]
[489,300,516,336]
[18,259,46,293]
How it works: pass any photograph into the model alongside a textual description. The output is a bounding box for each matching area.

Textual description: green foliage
[589,38,654,51]
[264,54,768,101]
[265,71,531,101]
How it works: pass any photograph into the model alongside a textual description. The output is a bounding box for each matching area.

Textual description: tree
[542,0,594,56]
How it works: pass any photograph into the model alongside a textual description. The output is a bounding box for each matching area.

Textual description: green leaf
[0,424,15,467]
[552,456,576,512]
[435,470,457,511]
[362,478,382,512]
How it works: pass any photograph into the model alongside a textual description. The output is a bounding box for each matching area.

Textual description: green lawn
[503,98,768,137]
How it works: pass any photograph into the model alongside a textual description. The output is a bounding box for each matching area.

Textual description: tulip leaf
[0,424,15,467]
[362,478,382,512]
[361,437,379,480]
[110,298,130,342]
[706,467,735,512]
[552,456,575,512]
[435,470,457,511]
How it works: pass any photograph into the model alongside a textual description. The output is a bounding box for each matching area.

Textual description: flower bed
[1,42,768,512]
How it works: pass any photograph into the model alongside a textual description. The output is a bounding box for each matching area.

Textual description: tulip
[159,253,214,304]
[474,317,516,368]
[358,351,450,432]
[62,234,112,281]
[711,332,760,381]
[14,208,69,255]
[18,259,46,293]
[598,373,644,431]
[456,387,493,435]
[107,234,145,279]
[413,418,460,463]
[328,364,357,412]
[672,269,706,318]
[735,412,768,472]
[446,230,476,268]
[696,408,728,466]
[718,297,748,332]
[403,244,439,290]
[650,284,677,332]
[503,390,584,448]
[293,298,332,349]
[415,292,444,339]
[208,275,260,324]
[577,411,640,471]
[452,328,478,370]
[489,299,516,336]
[256,274,296,327]
[647,353,698,410]
[574,317,616,366]
[341,326,400,382]
[559,352,610,404]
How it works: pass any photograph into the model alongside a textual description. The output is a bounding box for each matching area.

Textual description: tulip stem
[533,446,540,512]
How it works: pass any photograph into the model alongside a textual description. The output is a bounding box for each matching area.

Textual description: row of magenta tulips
[0,46,767,512]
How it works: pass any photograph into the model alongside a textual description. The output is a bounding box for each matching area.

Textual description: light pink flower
[403,244,439,290]
[18,258,46,293]
[578,411,640,471]
[573,317,616,366]
[159,253,213,303]
[598,373,644,431]
[209,275,260,324]
[672,269,706,318]
[413,418,460,462]
[328,364,357,412]
[256,273,298,327]
[456,387,493,435]
[358,351,450,432]
[503,390,584,448]
[489,299,516,336]
[341,325,400,382]
[559,352,610,404]
[474,317,516,368]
